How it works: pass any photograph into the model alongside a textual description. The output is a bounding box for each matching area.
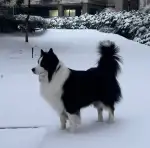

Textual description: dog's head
[32,48,59,81]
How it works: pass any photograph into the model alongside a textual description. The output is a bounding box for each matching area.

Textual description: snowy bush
[46,10,150,46]
[14,14,48,31]
[101,7,116,13]
[14,14,46,23]
[0,14,48,32]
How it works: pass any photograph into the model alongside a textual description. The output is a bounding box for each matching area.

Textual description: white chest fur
[39,63,70,115]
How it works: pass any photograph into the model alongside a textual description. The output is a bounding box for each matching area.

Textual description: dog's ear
[41,49,45,56]
[48,48,53,53]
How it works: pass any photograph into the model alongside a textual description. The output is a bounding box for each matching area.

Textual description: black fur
[62,40,122,114]
[37,41,122,116]
[39,48,59,82]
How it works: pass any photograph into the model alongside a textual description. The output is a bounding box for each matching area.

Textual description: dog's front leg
[60,112,67,130]
[67,113,81,133]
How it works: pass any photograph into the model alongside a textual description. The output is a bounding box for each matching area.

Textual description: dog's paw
[107,117,115,124]
[69,125,78,133]
[60,125,66,130]
[97,118,103,122]
[97,115,103,122]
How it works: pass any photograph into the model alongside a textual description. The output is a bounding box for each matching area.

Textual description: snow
[0,29,150,148]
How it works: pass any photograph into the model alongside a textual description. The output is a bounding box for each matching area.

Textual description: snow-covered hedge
[14,14,46,23]
[13,10,150,46]
[46,10,150,46]
[0,14,48,32]
[14,14,48,30]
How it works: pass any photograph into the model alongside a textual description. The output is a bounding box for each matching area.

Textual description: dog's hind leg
[97,108,103,122]
[97,104,115,122]
[94,102,115,122]
[93,102,103,122]
[107,106,115,122]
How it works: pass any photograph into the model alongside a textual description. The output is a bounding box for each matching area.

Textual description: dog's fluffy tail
[97,40,122,77]
[97,40,122,103]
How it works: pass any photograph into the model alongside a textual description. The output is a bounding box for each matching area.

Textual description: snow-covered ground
[0,29,150,148]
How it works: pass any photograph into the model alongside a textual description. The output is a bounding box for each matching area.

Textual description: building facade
[25,0,150,17]
[22,0,115,17]
[2,0,150,17]
[115,0,138,11]
[139,0,150,8]
[115,0,150,11]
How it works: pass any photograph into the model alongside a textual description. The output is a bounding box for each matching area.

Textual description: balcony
[40,0,107,6]
[40,0,88,5]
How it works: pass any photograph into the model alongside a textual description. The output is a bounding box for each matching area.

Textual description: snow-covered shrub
[0,14,48,32]
[134,29,150,45]
[101,7,116,13]
[46,10,150,46]
[99,27,116,33]
[14,14,48,31]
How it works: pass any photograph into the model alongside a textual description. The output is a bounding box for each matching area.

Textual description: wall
[114,0,123,11]
[115,0,140,11]
[107,0,114,6]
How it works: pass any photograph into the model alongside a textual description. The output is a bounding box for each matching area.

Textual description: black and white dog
[32,40,122,132]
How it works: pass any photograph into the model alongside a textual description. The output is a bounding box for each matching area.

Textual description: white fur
[39,62,70,116]
[34,57,46,75]
[60,112,67,130]
[101,40,112,47]
[67,113,81,132]
[34,60,81,132]
[97,108,103,122]
[94,101,114,122]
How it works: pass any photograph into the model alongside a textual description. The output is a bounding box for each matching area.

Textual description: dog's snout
[32,68,35,73]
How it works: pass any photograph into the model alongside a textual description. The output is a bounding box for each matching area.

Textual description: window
[49,10,58,17]
[89,8,98,15]
[64,9,76,17]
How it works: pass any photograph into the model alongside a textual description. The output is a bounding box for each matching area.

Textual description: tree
[16,0,23,7]
[25,0,31,42]
[0,0,11,6]
[15,0,31,42]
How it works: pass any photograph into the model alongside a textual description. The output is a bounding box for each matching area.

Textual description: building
[115,0,150,11]
[139,0,150,9]
[22,0,115,17]
[24,0,150,17]
[2,0,150,17]
[115,0,139,11]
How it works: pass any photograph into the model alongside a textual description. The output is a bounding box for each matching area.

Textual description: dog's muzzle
[31,68,36,74]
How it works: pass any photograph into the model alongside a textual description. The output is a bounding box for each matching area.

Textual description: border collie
[32,40,122,132]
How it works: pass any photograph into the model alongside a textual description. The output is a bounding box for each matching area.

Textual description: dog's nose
[32,68,35,73]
